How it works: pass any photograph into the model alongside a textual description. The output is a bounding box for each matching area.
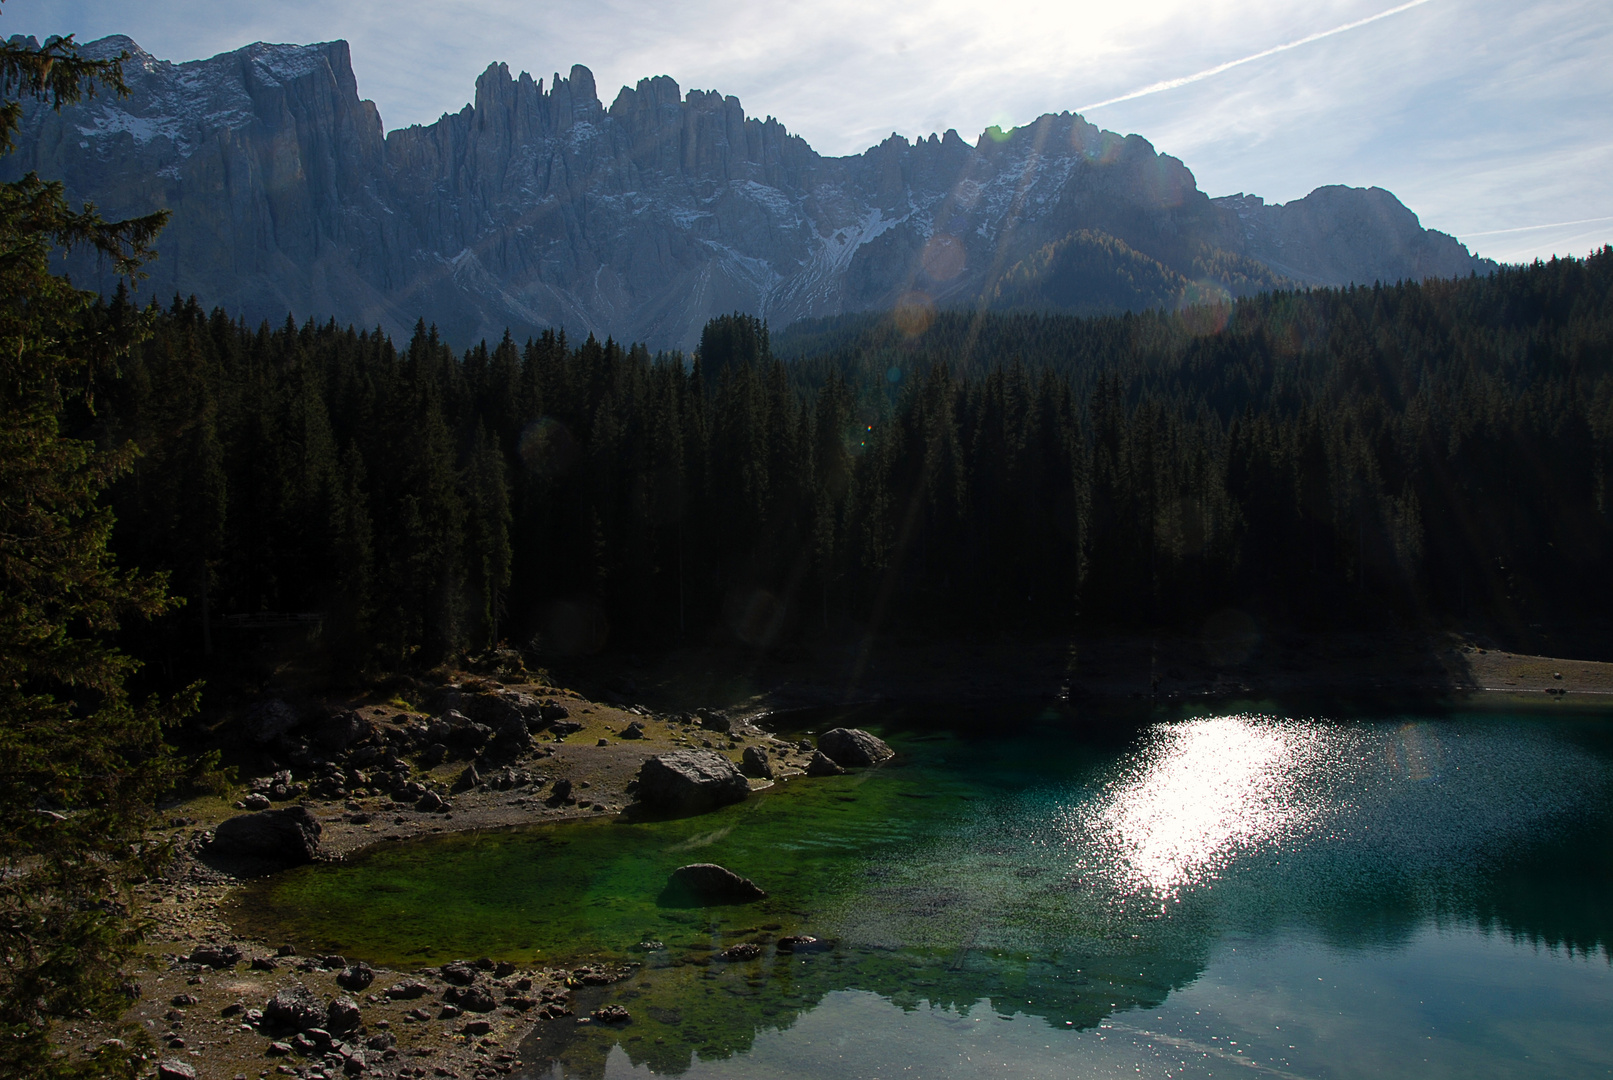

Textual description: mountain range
[5,34,1494,350]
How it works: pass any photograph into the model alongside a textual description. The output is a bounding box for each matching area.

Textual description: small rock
[805,751,846,777]
[250,956,278,971]
[438,1004,461,1020]
[591,1004,631,1024]
[740,746,773,780]
[461,1019,493,1036]
[336,963,374,991]
[777,934,831,953]
[415,790,447,813]
[243,792,271,811]
[619,721,645,739]
[720,942,763,961]
[327,996,362,1033]
[440,961,477,985]
[266,1040,293,1056]
[158,1059,198,1080]
[170,993,199,1008]
[384,981,431,1000]
[444,984,497,1013]
[189,943,243,969]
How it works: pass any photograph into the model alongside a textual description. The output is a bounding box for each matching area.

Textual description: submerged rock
[817,727,894,768]
[659,863,768,906]
[635,750,749,813]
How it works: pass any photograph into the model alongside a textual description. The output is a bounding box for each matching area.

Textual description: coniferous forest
[91,248,1613,683]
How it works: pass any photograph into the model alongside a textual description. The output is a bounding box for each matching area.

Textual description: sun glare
[1070,716,1324,899]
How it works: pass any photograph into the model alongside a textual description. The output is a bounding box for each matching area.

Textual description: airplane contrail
[1462,214,1613,237]
[1077,0,1439,112]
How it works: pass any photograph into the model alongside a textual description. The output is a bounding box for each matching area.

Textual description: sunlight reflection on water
[1066,716,1334,900]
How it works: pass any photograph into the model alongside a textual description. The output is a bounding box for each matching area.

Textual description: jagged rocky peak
[7,33,1495,350]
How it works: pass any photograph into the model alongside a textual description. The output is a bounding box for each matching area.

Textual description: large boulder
[817,728,894,768]
[311,708,370,752]
[209,806,322,867]
[635,751,749,814]
[485,716,532,760]
[660,863,767,906]
[242,699,302,744]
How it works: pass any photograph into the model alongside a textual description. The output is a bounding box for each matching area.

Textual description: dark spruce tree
[0,24,191,1080]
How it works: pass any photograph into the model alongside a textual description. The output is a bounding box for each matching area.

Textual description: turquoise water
[234,708,1613,1078]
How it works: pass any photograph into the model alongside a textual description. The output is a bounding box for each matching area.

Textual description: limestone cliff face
[5,35,1494,349]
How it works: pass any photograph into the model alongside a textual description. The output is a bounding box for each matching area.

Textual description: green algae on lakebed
[226,729,991,969]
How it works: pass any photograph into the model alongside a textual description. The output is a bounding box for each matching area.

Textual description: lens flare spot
[893,291,935,337]
[921,234,966,281]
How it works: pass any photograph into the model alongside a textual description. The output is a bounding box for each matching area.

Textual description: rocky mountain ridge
[5,33,1493,350]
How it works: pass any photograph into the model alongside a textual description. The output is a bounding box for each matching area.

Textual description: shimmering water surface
[234,708,1613,1078]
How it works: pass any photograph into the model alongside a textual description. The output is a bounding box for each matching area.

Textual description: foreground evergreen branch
[0,10,189,1078]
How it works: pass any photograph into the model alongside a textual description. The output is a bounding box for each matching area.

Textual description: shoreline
[103,633,1613,1079]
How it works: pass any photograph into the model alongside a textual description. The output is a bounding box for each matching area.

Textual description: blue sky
[10,0,1610,263]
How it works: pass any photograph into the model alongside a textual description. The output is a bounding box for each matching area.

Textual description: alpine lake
[230,701,1613,1079]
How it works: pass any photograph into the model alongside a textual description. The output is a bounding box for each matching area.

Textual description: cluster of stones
[209,685,591,867]
[633,726,894,815]
[161,942,631,1079]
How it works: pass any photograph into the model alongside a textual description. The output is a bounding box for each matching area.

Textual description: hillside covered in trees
[91,250,1613,684]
